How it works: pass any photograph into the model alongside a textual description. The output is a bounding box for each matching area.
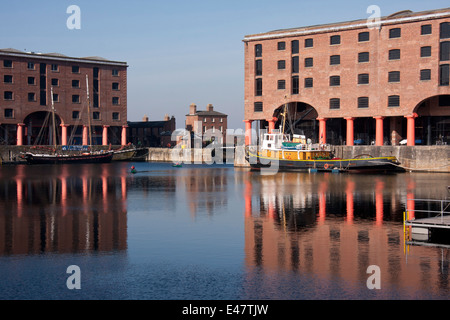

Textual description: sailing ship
[246,105,403,172]
[22,76,114,164]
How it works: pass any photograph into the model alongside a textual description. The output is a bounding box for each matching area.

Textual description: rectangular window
[4,91,13,100]
[440,41,450,61]
[440,64,449,86]
[278,42,285,50]
[112,112,120,120]
[254,102,263,112]
[112,69,119,76]
[421,24,432,35]
[72,66,80,73]
[28,92,36,102]
[72,80,80,88]
[358,73,369,84]
[388,95,400,107]
[93,112,100,120]
[292,76,299,94]
[40,90,46,106]
[388,71,400,83]
[329,98,340,110]
[277,60,286,70]
[27,62,35,70]
[304,57,313,68]
[4,109,13,118]
[421,46,432,57]
[112,97,120,105]
[440,22,450,39]
[51,78,59,86]
[304,38,313,48]
[72,95,80,103]
[358,97,369,109]
[329,76,340,86]
[304,78,313,88]
[389,49,401,60]
[389,28,401,38]
[291,40,299,54]
[330,35,341,45]
[255,59,262,76]
[277,80,285,90]
[28,77,35,85]
[330,55,340,65]
[52,93,59,102]
[358,52,370,63]
[255,78,262,96]
[358,32,370,42]
[292,56,299,73]
[112,82,120,90]
[51,64,59,72]
[3,60,12,68]
[438,95,450,106]
[420,69,431,81]
[72,111,80,119]
[4,75,13,83]
[255,44,262,57]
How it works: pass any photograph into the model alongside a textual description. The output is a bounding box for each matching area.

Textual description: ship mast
[86,75,93,147]
[50,86,57,148]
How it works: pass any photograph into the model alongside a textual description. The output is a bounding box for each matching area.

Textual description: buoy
[130,165,137,174]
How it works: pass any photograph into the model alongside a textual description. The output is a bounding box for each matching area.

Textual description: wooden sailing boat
[22,75,114,164]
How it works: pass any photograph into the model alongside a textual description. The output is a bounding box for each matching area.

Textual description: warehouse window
[440,22,450,39]
[358,52,370,63]
[292,56,299,73]
[329,98,340,109]
[358,97,369,109]
[277,80,286,90]
[255,44,262,57]
[440,64,449,86]
[358,32,370,42]
[304,57,313,68]
[278,42,285,50]
[421,24,432,35]
[255,59,262,76]
[304,38,313,48]
[255,78,262,96]
[291,40,299,54]
[4,109,14,118]
[292,76,299,94]
[388,95,400,107]
[389,49,401,60]
[329,75,340,86]
[389,28,401,38]
[3,60,12,68]
[388,71,400,83]
[277,60,286,70]
[420,69,431,81]
[330,55,340,65]
[254,102,263,112]
[358,73,369,85]
[440,41,450,61]
[421,46,432,58]
[304,78,313,88]
[330,35,341,45]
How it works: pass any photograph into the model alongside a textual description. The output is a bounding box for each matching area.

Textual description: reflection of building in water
[0,164,128,255]
[178,168,229,218]
[244,172,450,295]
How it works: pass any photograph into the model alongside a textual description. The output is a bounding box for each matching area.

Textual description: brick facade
[243,8,450,146]
[0,49,128,145]
[185,103,228,144]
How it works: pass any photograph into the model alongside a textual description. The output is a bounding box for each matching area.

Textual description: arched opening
[414,95,450,145]
[272,102,318,137]
[23,111,62,146]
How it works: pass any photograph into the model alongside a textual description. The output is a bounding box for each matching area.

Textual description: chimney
[142,115,149,122]
[206,104,214,112]
[164,114,170,121]
[189,103,197,115]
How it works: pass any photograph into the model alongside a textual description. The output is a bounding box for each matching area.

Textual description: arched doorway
[272,102,318,137]
[414,95,450,145]
[23,111,62,146]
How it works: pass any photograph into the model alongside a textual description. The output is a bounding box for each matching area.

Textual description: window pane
[277,60,286,70]
[330,35,341,45]
[358,32,370,42]
[330,55,340,65]
[358,52,369,62]
[421,46,432,57]
[389,49,400,60]
[292,56,299,73]
[389,28,401,38]
[255,44,262,57]
[388,71,400,82]
[358,97,369,109]
[388,95,400,107]
[278,42,285,50]
[304,78,313,88]
[255,78,263,96]
[440,22,450,39]
[277,80,285,90]
[292,76,299,94]
[358,73,369,84]
[291,40,299,54]
[329,98,340,109]
[304,38,313,48]
[440,64,449,86]
[254,102,263,112]
[304,57,313,68]
[420,69,431,81]
[421,24,432,35]
[440,41,450,61]
[330,76,340,86]
[255,60,262,76]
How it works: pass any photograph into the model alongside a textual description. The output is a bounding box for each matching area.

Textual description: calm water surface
[0,162,449,300]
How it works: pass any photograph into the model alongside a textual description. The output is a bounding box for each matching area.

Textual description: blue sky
[1,0,449,129]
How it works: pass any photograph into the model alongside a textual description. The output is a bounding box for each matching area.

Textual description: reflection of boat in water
[246,131,402,172]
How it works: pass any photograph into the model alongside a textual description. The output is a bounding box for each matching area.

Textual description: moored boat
[246,131,403,172]
[22,150,114,164]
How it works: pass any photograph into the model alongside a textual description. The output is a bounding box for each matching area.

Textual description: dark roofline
[0,48,128,67]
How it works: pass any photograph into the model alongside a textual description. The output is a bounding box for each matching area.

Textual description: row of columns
[14,124,129,146]
[244,113,419,146]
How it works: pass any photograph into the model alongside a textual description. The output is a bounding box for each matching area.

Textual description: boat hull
[23,152,114,164]
[246,150,403,172]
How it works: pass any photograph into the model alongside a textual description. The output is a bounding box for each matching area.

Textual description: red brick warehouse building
[0,48,128,146]
[243,8,450,146]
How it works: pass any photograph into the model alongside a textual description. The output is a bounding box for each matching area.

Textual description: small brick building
[185,103,228,144]
[0,48,128,146]
[243,8,450,146]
